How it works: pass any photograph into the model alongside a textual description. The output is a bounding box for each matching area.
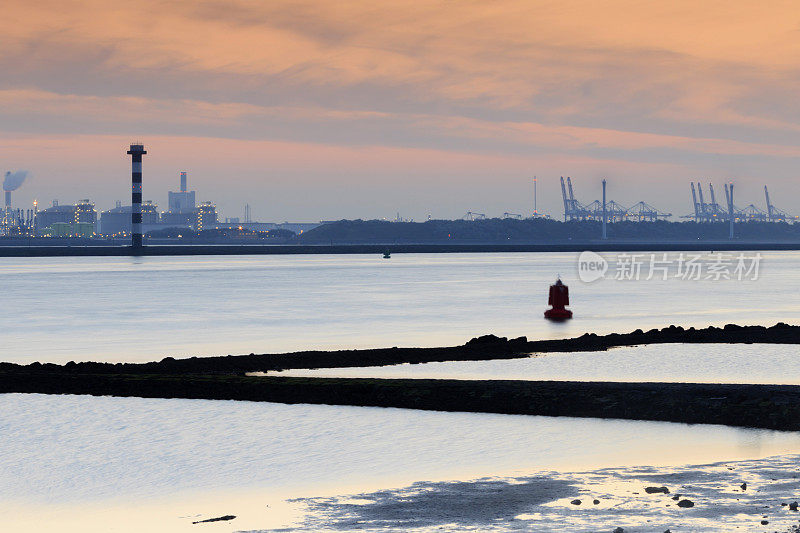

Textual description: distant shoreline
[2,241,800,257]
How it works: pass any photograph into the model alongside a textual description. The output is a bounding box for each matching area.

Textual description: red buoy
[544,278,573,320]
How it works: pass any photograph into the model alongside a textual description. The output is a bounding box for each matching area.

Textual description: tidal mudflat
[275,454,800,532]
[2,393,800,532]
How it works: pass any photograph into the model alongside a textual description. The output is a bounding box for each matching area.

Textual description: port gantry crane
[726,183,766,221]
[580,199,629,222]
[690,182,701,220]
[764,186,794,222]
[559,176,671,222]
[560,176,597,220]
[560,176,570,221]
[706,183,728,220]
[461,211,486,221]
[686,181,736,221]
[765,186,778,221]
[696,182,709,221]
[723,182,736,221]
[686,182,794,222]
[686,182,727,222]
[625,201,672,222]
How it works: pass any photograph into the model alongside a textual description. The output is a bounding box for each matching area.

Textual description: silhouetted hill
[297,218,800,244]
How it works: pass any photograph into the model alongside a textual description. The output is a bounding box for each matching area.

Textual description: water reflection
[2,252,800,363]
[260,343,800,385]
[2,393,799,506]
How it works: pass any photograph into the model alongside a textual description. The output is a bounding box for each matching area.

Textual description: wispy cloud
[3,0,800,218]
[4,88,799,160]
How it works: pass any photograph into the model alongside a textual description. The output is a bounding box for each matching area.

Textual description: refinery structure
[2,145,799,241]
[0,144,322,240]
[2,170,35,235]
[0,169,225,239]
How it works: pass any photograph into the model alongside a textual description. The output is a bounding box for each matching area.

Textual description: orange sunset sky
[3,0,800,220]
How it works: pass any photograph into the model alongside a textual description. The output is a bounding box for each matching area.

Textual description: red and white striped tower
[126,143,146,248]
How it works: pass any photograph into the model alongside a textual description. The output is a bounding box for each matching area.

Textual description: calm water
[2,394,798,506]
[263,343,800,384]
[1,251,799,364]
[3,252,800,531]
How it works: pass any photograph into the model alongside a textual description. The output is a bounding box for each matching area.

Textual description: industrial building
[98,172,218,235]
[160,210,195,227]
[168,171,196,213]
[99,201,160,236]
[195,201,218,231]
[162,171,198,228]
[154,172,217,231]
[1,152,321,240]
[42,222,95,238]
[33,200,98,236]
[35,201,88,232]
[74,199,98,225]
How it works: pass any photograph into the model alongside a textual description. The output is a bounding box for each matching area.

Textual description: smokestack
[127,143,147,249]
[3,170,28,192]
[180,171,187,193]
[4,190,10,232]
[728,182,735,239]
[601,179,607,240]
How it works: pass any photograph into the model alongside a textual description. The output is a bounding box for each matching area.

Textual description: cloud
[3,89,800,163]
[3,0,800,218]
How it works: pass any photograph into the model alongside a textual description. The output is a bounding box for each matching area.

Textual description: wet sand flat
[274,454,800,532]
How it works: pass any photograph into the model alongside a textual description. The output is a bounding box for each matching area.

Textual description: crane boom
[765,186,774,220]
[567,177,576,204]
[696,182,707,221]
[728,183,735,238]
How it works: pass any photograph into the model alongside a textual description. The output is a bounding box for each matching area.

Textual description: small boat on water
[383,250,391,259]
[544,278,573,320]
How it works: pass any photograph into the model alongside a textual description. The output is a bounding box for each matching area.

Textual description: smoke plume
[3,170,29,192]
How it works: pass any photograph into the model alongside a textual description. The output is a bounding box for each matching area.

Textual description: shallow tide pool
[257,343,800,384]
